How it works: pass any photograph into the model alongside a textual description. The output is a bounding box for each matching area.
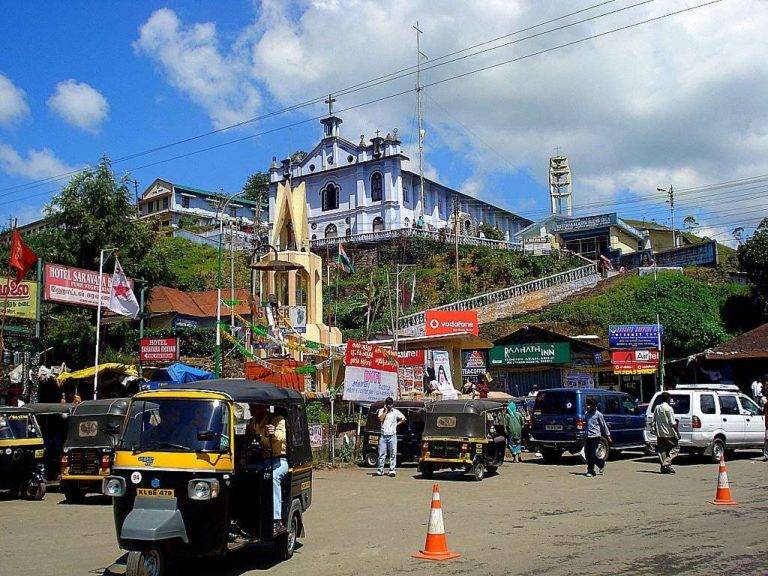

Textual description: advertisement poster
[489,343,571,366]
[432,349,458,399]
[461,350,487,376]
[0,277,38,320]
[139,338,180,362]
[608,325,663,349]
[342,340,399,403]
[564,370,594,388]
[309,424,324,449]
[397,349,425,366]
[425,309,479,336]
[611,349,660,375]
[44,263,133,308]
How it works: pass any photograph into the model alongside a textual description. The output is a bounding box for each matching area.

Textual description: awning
[57,363,138,386]
[368,332,493,351]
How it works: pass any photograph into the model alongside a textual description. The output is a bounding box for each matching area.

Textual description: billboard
[611,349,660,375]
[342,340,399,403]
[462,349,487,376]
[140,338,180,362]
[424,309,478,336]
[608,325,663,349]
[44,263,134,309]
[0,277,38,320]
[489,343,571,366]
[432,349,458,399]
[397,349,425,366]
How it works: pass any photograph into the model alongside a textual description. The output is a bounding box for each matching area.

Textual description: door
[738,395,765,447]
[621,396,645,447]
[602,395,625,446]
[717,395,744,445]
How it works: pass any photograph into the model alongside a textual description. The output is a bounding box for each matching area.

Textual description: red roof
[149,286,252,318]
[706,323,768,360]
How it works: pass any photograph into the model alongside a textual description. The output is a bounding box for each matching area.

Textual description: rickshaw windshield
[0,413,41,440]
[120,399,230,453]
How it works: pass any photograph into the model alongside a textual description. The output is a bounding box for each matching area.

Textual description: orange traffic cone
[412,483,461,561]
[709,453,737,506]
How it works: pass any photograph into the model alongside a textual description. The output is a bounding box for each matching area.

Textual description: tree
[291,150,307,163]
[683,215,698,231]
[242,172,270,207]
[479,223,505,241]
[738,226,768,305]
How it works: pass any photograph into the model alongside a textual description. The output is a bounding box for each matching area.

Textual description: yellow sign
[137,488,175,498]
[0,277,38,320]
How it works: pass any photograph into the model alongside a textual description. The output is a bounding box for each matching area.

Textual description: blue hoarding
[608,324,663,348]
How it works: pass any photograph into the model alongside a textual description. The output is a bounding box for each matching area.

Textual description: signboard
[397,349,425,366]
[611,349,660,375]
[551,213,616,234]
[173,316,198,329]
[139,338,180,362]
[432,349,457,399]
[287,306,306,333]
[309,424,324,449]
[489,343,571,366]
[608,325,663,349]
[425,309,478,336]
[342,340,399,403]
[462,350,487,376]
[44,263,133,308]
[0,277,38,320]
[564,370,594,388]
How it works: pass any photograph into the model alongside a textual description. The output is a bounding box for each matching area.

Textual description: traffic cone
[709,453,737,506]
[412,483,461,561]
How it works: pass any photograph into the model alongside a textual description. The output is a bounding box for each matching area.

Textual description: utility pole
[230,219,236,334]
[414,22,427,222]
[453,195,460,290]
[132,179,140,218]
[658,185,676,248]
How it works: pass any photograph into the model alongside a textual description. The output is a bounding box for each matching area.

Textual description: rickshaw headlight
[188,479,220,500]
[103,476,126,497]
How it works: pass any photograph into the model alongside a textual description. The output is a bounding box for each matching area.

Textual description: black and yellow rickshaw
[103,379,312,576]
[418,399,507,481]
[60,398,130,502]
[26,402,73,482]
[0,406,46,499]
[361,400,427,467]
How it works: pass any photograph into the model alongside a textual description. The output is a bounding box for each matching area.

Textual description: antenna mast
[414,21,426,220]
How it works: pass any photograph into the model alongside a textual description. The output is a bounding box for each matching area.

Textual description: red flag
[9,228,38,282]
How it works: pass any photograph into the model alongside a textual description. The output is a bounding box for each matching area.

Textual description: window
[322,183,339,211]
[533,391,577,414]
[651,393,691,414]
[738,396,761,416]
[604,395,621,415]
[621,397,637,414]
[147,202,154,214]
[403,217,410,229]
[291,405,305,446]
[345,228,351,237]
[372,217,384,232]
[371,172,383,202]
[229,206,237,217]
[324,223,337,239]
[718,395,740,416]
[181,196,190,209]
[700,394,717,415]
[403,186,410,203]
[584,395,605,412]
[162,197,169,210]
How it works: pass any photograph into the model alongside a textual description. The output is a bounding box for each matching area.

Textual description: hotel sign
[551,213,617,234]
[489,343,571,366]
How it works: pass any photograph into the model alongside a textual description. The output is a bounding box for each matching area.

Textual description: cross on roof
[325,94,336,116]
[375,129,380,138]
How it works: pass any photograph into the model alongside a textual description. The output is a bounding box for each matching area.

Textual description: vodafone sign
[424,310,479,336]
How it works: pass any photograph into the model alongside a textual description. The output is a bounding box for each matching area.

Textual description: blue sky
[0,1,766,245]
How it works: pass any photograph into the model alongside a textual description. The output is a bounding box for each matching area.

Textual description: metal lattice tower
[549,155,573,216]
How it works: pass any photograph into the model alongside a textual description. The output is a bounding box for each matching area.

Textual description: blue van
[529,388,646,463]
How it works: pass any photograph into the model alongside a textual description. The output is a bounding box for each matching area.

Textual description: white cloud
[0,73,30,127]
[47,80,110,133]
[0,142,78,180]
[134,8,260,129]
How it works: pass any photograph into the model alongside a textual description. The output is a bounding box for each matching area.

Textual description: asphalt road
[2,451,767,576]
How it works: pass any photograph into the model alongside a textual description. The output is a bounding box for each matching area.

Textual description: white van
[644,384,765,462]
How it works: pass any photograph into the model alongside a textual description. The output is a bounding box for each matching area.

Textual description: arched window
[371,172,383,202]
[372,217,384,232]
[325,223,338,238]
[403,217,410,229]
[345,228,351,237]
[322,183,339,211]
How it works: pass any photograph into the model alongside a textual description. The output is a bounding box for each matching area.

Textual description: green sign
[489,343,571,366]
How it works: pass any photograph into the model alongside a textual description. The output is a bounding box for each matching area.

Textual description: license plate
[545,425,563,431]
[137,488,175,498]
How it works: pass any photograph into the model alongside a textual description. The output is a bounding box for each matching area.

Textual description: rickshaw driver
[248,405,289,535]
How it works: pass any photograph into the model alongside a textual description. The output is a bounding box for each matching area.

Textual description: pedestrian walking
[584,398,611,477]
[751,378,763,402]
[505,401,525,462]
[652,392,680,474]
[376,397,406,477]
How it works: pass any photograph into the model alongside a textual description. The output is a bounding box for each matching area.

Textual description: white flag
[108,258,140,319]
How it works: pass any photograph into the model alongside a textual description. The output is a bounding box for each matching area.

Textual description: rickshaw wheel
[419,463,434,479]
[23,480,45,501]
[363,452,378,467]
[275,505,300,561]
[63,485,86,504]
[127,547,165,576]
[472,462,485,481]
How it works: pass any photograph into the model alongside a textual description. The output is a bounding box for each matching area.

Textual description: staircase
[398,261,600,336]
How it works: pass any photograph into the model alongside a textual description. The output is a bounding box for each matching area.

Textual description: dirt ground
[1,451,767,576]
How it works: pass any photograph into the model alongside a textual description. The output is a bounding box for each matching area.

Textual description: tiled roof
[705,323,768,360]
[149,286,252,318]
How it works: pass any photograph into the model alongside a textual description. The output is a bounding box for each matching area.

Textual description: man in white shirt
[751,379,763,402]
[376,397,406,477]
[652,392,679,474]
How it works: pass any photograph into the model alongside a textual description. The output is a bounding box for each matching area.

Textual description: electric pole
[414,22,426,222]
[658,185,676,248]
[453,195,460,290]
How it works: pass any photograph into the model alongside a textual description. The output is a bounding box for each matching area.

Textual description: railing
[309,227,523,251]
[398,262,599,330]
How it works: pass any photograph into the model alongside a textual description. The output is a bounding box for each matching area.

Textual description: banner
[140,338,179,362]
[432,349,458,399]
[44,263,134,309]
[608,325,663,349]
[342,340,399,403]
[0,277,38,320]
[462,350,487,376]
[309,424,324,449]
[611,349,660,375]
[489,343,571,366]
[425,309,478,336]
[397,349,425,366]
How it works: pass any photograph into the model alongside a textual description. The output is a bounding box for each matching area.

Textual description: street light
[94,247,117,399]
[657,186,675,249]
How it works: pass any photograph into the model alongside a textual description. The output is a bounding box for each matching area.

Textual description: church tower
[549,155,573,217]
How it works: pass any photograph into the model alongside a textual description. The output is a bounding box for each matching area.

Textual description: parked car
[529,388,646,463]
[644,384,765,462]
[361,401,426,467]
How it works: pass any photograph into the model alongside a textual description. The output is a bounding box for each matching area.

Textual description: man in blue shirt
[584,398,611,477]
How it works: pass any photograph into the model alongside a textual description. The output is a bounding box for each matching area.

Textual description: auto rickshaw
[0,406,46,499]
[361,400,426,467]
[26,402,73,483]
[103,380,312,576]
[418,399,507,481]
[60,398,129,502]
